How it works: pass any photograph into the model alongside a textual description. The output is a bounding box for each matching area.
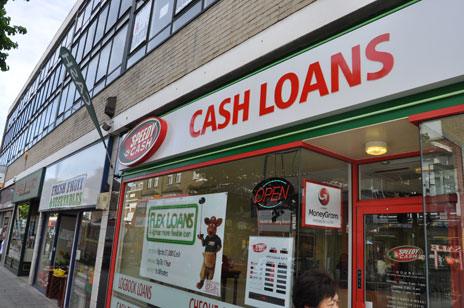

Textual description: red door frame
[352,196,422,308]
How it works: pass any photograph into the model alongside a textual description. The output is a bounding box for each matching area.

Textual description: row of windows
[1,0,217,166]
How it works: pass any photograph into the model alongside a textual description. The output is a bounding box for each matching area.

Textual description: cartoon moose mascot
[196,216,223,289]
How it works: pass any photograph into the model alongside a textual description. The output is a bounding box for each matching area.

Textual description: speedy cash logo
[318,187,330,206]
[386,245,425,263]
[252,243,267,253]
[118,117,167,166]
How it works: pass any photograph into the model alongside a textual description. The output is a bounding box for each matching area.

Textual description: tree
[0,0,26,71]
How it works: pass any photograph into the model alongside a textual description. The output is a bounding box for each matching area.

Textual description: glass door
[355,201,427,308]
[34,213,59,294]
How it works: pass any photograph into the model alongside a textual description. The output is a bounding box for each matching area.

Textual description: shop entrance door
[354,199,427,308]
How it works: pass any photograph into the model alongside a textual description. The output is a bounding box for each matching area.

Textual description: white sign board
[302,180,342,229]
[128,0,464,167]
[140,193,227,297]
[245,236,294,308]
[39,142,106,211]
[112,273,241,308]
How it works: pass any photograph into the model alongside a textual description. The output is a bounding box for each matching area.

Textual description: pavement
[0,265,58,308]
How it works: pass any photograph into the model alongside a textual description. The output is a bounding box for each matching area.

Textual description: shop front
[32,141,110,308]
[0,185,15,262]
[106,1,464,308]
[4,168,44,276]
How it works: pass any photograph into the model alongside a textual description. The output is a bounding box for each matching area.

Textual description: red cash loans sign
[118,117,167,167]
[189,33,393,137]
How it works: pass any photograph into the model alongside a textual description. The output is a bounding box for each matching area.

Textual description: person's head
[293,270,339,308]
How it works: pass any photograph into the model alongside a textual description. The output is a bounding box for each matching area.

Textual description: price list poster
[245,236,294,308]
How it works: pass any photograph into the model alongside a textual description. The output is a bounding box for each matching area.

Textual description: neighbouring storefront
[0,185,15,262]
[32,141,110,307]
[106,1,464,308]
[4,168,44,276]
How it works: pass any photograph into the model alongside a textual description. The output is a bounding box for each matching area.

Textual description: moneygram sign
[303,180,342,229]
[146,204,198,245]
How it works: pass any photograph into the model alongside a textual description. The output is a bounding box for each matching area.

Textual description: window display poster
[140,193,227,297]
[302,180,342,229]
[245,236,294,308]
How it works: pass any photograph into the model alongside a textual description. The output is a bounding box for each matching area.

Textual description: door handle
[357,269,362,288]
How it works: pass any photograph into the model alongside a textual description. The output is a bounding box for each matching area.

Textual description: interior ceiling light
[365,141,388,156]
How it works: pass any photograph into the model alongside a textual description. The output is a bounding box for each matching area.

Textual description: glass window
[172,1,201,33]
[149,0,173,38]
[106,0,121,32]
[6,203,30,263]
[76,31,88,63]
[34,213,58,294]
[69,211,102,307]
[54,215,77,280]
[96,42,111,81]
[67,82,77,111]
[175,0,193,14]
[420,114,464,307]
[94,4,109,45]
[111,148,350,307]
[82,2,93,26]
[85,56,99,92]
[130,1,151,53]
[119,0,132,17]
[359,157,422,199]
[107,23,128,75]
[58,84,70,116]
[83,19,97,57]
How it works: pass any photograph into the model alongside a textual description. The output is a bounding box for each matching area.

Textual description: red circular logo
[118,117,168,167]
[318,188,330,206]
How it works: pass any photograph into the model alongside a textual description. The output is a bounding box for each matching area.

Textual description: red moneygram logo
[253,243,267,252]
[318,188,330,206]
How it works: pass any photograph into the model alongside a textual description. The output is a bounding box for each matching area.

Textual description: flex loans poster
[140,193,227,297]
[302,180,342,229]
[245,236,294,308]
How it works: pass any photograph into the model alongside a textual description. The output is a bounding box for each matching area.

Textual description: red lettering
[217,98,231,129]
[201,105,217,135]
[232,90,250,124]
[331,45,361,93]
[259,82,273,116]
[366,33,394,80]
[254,187,265,203]
[299,61,329,103]
[190,110,203,137]
[274,72,299,109]
[264,187,273,200]
[281,184,290,200]
[271,187,281,201]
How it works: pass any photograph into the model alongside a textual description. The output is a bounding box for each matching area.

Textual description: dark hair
[293,270,337,308]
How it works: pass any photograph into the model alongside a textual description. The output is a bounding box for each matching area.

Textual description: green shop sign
[146,204,198,245]
[13,168,45,202]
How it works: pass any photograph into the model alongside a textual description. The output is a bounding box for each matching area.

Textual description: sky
[0,0,76,143]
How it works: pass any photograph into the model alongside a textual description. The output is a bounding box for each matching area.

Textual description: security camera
[102,120,112,131]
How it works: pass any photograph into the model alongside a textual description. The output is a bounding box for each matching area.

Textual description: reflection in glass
[359,157,422,199]
[35,213,59,294]
[112,148,350,307]
[364,213,426,307]
[70,211,101,307]
[420,114,464,307]
[6,203,30,262]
